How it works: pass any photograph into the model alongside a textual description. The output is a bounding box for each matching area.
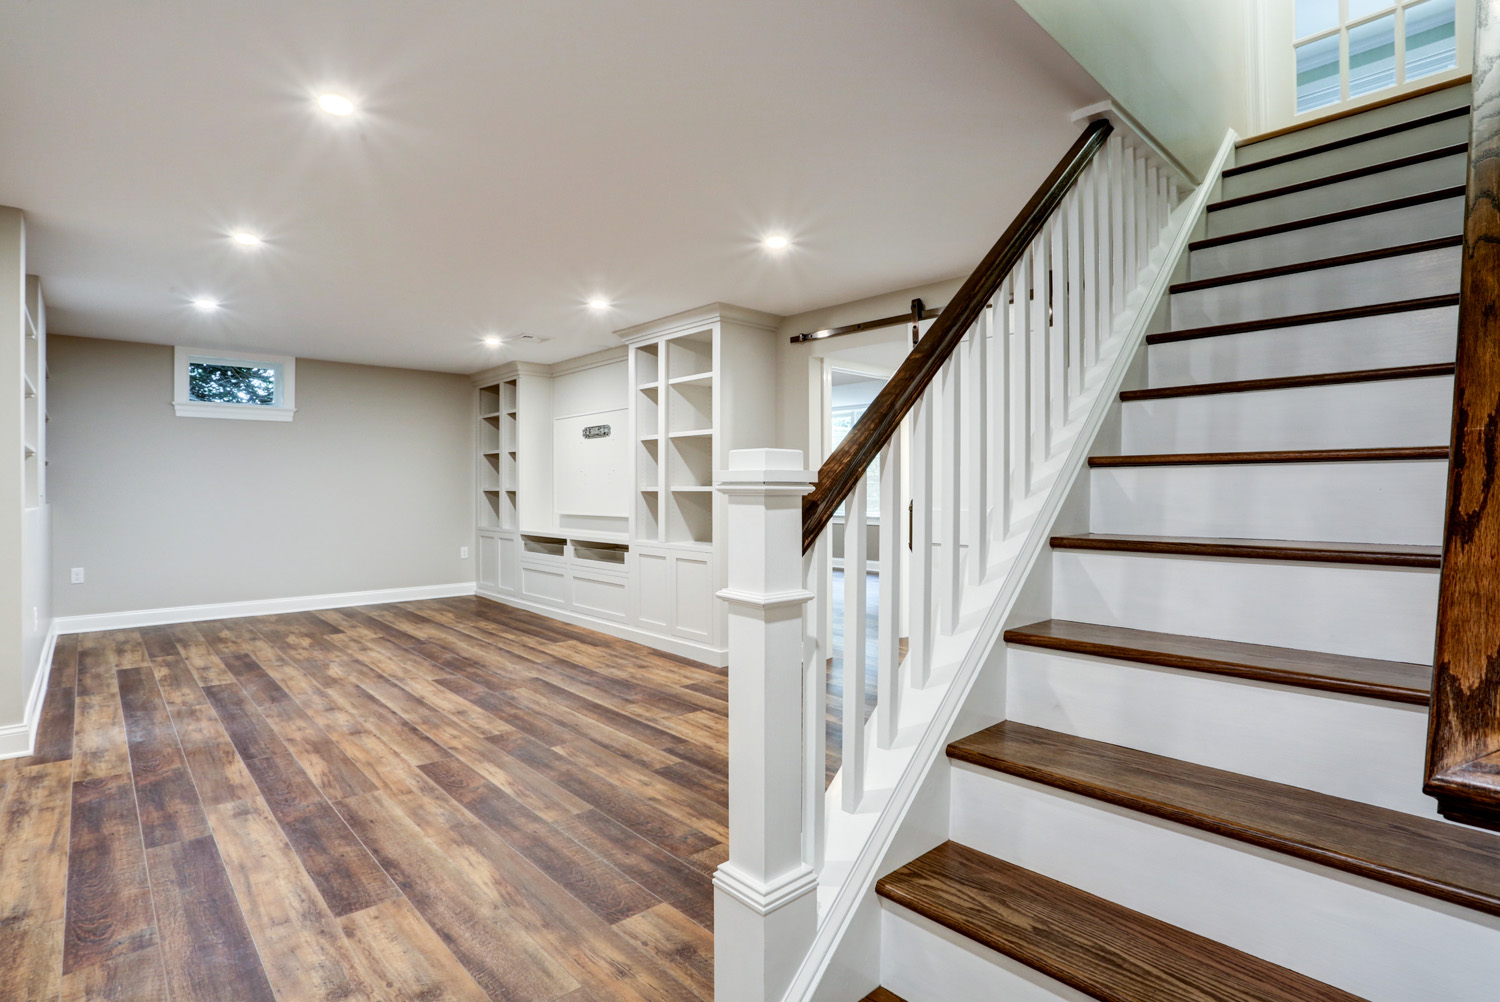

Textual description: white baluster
[1018,250,1033,495]
[967,311,988,584]
[995,276,1012,542]
[715,449,818,1002]
[1139,156,1153,269]
[801,528,828,870]
[909,388,934,686]
[941,349,963,633]
[1108,135,1125,330]
[1066,185,1084,406]
[841,476,867,812]
[1033,229,1051,462]
[1049,207,1068,441]
[876,435,902,749]
[1122,142,1138,289]
[1081,161,1100,371]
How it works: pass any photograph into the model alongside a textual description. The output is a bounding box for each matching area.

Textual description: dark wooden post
[1425,0,1500,831]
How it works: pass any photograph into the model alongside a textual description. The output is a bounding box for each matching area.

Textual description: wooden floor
[0,597,728,1002]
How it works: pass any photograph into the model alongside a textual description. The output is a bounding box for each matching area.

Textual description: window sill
[172,400,296,422]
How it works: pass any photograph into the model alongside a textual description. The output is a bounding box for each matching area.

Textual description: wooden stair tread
[1222,105,1470,179]
[859,990,908,1002]
[1049,533,1442,567]
[1090,446,1449,467]
[877,841,1367,1002]
[1190,185,1464,251]
[1120,363,1454,401]
[1146,294,1459,345]
[1004,619,1430,704]
[1208,142,1468,213]
[947,723,1500,919]
[1169,236,1461,295]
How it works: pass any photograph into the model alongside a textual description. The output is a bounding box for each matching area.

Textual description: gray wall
[49,336,474,617]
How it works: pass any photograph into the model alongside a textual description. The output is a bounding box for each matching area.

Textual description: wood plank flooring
[0,596,727,1002]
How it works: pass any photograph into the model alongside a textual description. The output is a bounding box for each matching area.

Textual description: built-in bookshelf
[635,341,663,541]
[500,378,519,529]
[470,305,778,664]
[22,276,44,509]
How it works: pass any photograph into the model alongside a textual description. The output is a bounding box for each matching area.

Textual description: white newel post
[715,448,819,1002]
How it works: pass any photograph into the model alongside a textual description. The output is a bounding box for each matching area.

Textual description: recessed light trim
[762,234,791,251]
[317,92,356,117]
[229,230,263,247]
[587,297,611,311]
[482,335,501,347]
[191,297,221,313]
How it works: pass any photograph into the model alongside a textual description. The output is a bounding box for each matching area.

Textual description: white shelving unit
[469,304,779,664]
[22,276,44,510]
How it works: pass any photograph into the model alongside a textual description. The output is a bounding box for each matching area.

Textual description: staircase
[868,84,1500,1002]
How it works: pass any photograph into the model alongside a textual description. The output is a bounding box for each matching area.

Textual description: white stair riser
[1236,85,1470,166]
[1221,115,1471,199]
[1190,196,1464,279]
[1005,647,1432,814]
[1170,246,1458,328]
[1148,307,1457,384]
[1089,461,1448,544]
[1120,376,1454,453]
[949,767,1500,1002]
[1050,549,1439,663]
[879,904,1092,1002]
[1206,153,1466,237]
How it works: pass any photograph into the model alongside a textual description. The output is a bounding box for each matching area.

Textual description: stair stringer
[788,129,1240,1002]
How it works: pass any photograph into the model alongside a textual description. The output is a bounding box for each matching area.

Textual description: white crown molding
[53,581,477,635]
[613,302,783,344]
[549,345,628,377]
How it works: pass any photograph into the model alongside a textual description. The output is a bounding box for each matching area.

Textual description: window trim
[172,345,296,422]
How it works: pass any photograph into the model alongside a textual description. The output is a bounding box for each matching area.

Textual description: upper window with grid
[1295,0,1458,114]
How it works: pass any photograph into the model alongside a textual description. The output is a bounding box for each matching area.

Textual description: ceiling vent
[500,333,551,345]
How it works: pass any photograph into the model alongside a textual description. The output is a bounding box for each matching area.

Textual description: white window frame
[173,346,296,422]
[1250,0,1472,133]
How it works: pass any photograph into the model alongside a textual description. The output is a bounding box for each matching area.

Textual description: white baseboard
[476,586,727,667]
[52,581,478,636]
[0,625,60,759]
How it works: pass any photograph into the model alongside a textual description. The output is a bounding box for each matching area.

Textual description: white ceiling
[0,1,1104,372]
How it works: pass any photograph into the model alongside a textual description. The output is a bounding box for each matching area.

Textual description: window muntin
[1294,0,1458,113]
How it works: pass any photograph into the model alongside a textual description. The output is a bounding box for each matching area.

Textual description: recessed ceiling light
[587,297,611,311]
[229,230,263,247]
[191,297,220,312]
[482,335,501,347]
[317,92,356,117]
[762,234,791,251]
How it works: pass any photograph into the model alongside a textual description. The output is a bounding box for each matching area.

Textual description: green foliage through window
[188,362,277,406]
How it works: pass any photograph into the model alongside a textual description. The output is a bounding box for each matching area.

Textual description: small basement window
[173,346,296,421]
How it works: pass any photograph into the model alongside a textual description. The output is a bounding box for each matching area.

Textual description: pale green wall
[1014,0,1250,178]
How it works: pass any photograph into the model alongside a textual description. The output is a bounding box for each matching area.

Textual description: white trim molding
[173,345,297,421]
[0,626,60,759]
[53,581,477,635]
[476,586,727,666]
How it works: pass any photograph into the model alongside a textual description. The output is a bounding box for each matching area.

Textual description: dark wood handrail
[1425,0,1500,833]
[801,119,1113,552]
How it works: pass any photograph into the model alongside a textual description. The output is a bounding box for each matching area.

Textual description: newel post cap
[716,448,816,494]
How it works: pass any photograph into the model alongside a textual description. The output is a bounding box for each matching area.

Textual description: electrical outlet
[70,567,84,584]
[32,607,38,631]
[460,546,470,559]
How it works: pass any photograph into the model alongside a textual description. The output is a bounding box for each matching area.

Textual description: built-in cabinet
[22,276,44,510]
[471,304,779,664]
